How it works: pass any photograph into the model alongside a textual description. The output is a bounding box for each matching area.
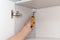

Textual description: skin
[8,19,35,40]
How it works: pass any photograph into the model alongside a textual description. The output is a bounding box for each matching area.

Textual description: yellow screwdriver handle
[31,16,35,28]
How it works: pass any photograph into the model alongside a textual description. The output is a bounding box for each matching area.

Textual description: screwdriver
[31,12,35,28]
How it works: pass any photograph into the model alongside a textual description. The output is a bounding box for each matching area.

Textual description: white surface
[35,6,60,38]
[0,0,15,40]
[16,0,60,9]
[26,6,60,40]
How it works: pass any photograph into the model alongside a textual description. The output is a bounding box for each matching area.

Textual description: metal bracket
[11,10,22,18]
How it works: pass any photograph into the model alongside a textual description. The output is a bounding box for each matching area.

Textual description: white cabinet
[1,0,60,40]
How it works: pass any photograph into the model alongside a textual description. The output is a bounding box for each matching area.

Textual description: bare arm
[8,19,34,40]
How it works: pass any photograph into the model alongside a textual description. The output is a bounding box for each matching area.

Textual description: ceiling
[16,0,60,9]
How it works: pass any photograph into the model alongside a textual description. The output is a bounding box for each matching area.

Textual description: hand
[24,18,35,32]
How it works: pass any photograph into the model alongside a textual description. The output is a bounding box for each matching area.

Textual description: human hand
[24,18,35,32]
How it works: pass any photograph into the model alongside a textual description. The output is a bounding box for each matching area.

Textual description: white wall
[34,6,60,40]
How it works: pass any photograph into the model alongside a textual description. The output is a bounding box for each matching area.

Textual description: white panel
[16,0,60,9]
[0,0,15,40]
[35,6,60,38]
[26,6,60,40]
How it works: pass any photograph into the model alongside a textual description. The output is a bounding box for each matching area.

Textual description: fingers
[26,18,35,28]
[24,18,31,26]
[24,17,35,32]
[26,18,32,28]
